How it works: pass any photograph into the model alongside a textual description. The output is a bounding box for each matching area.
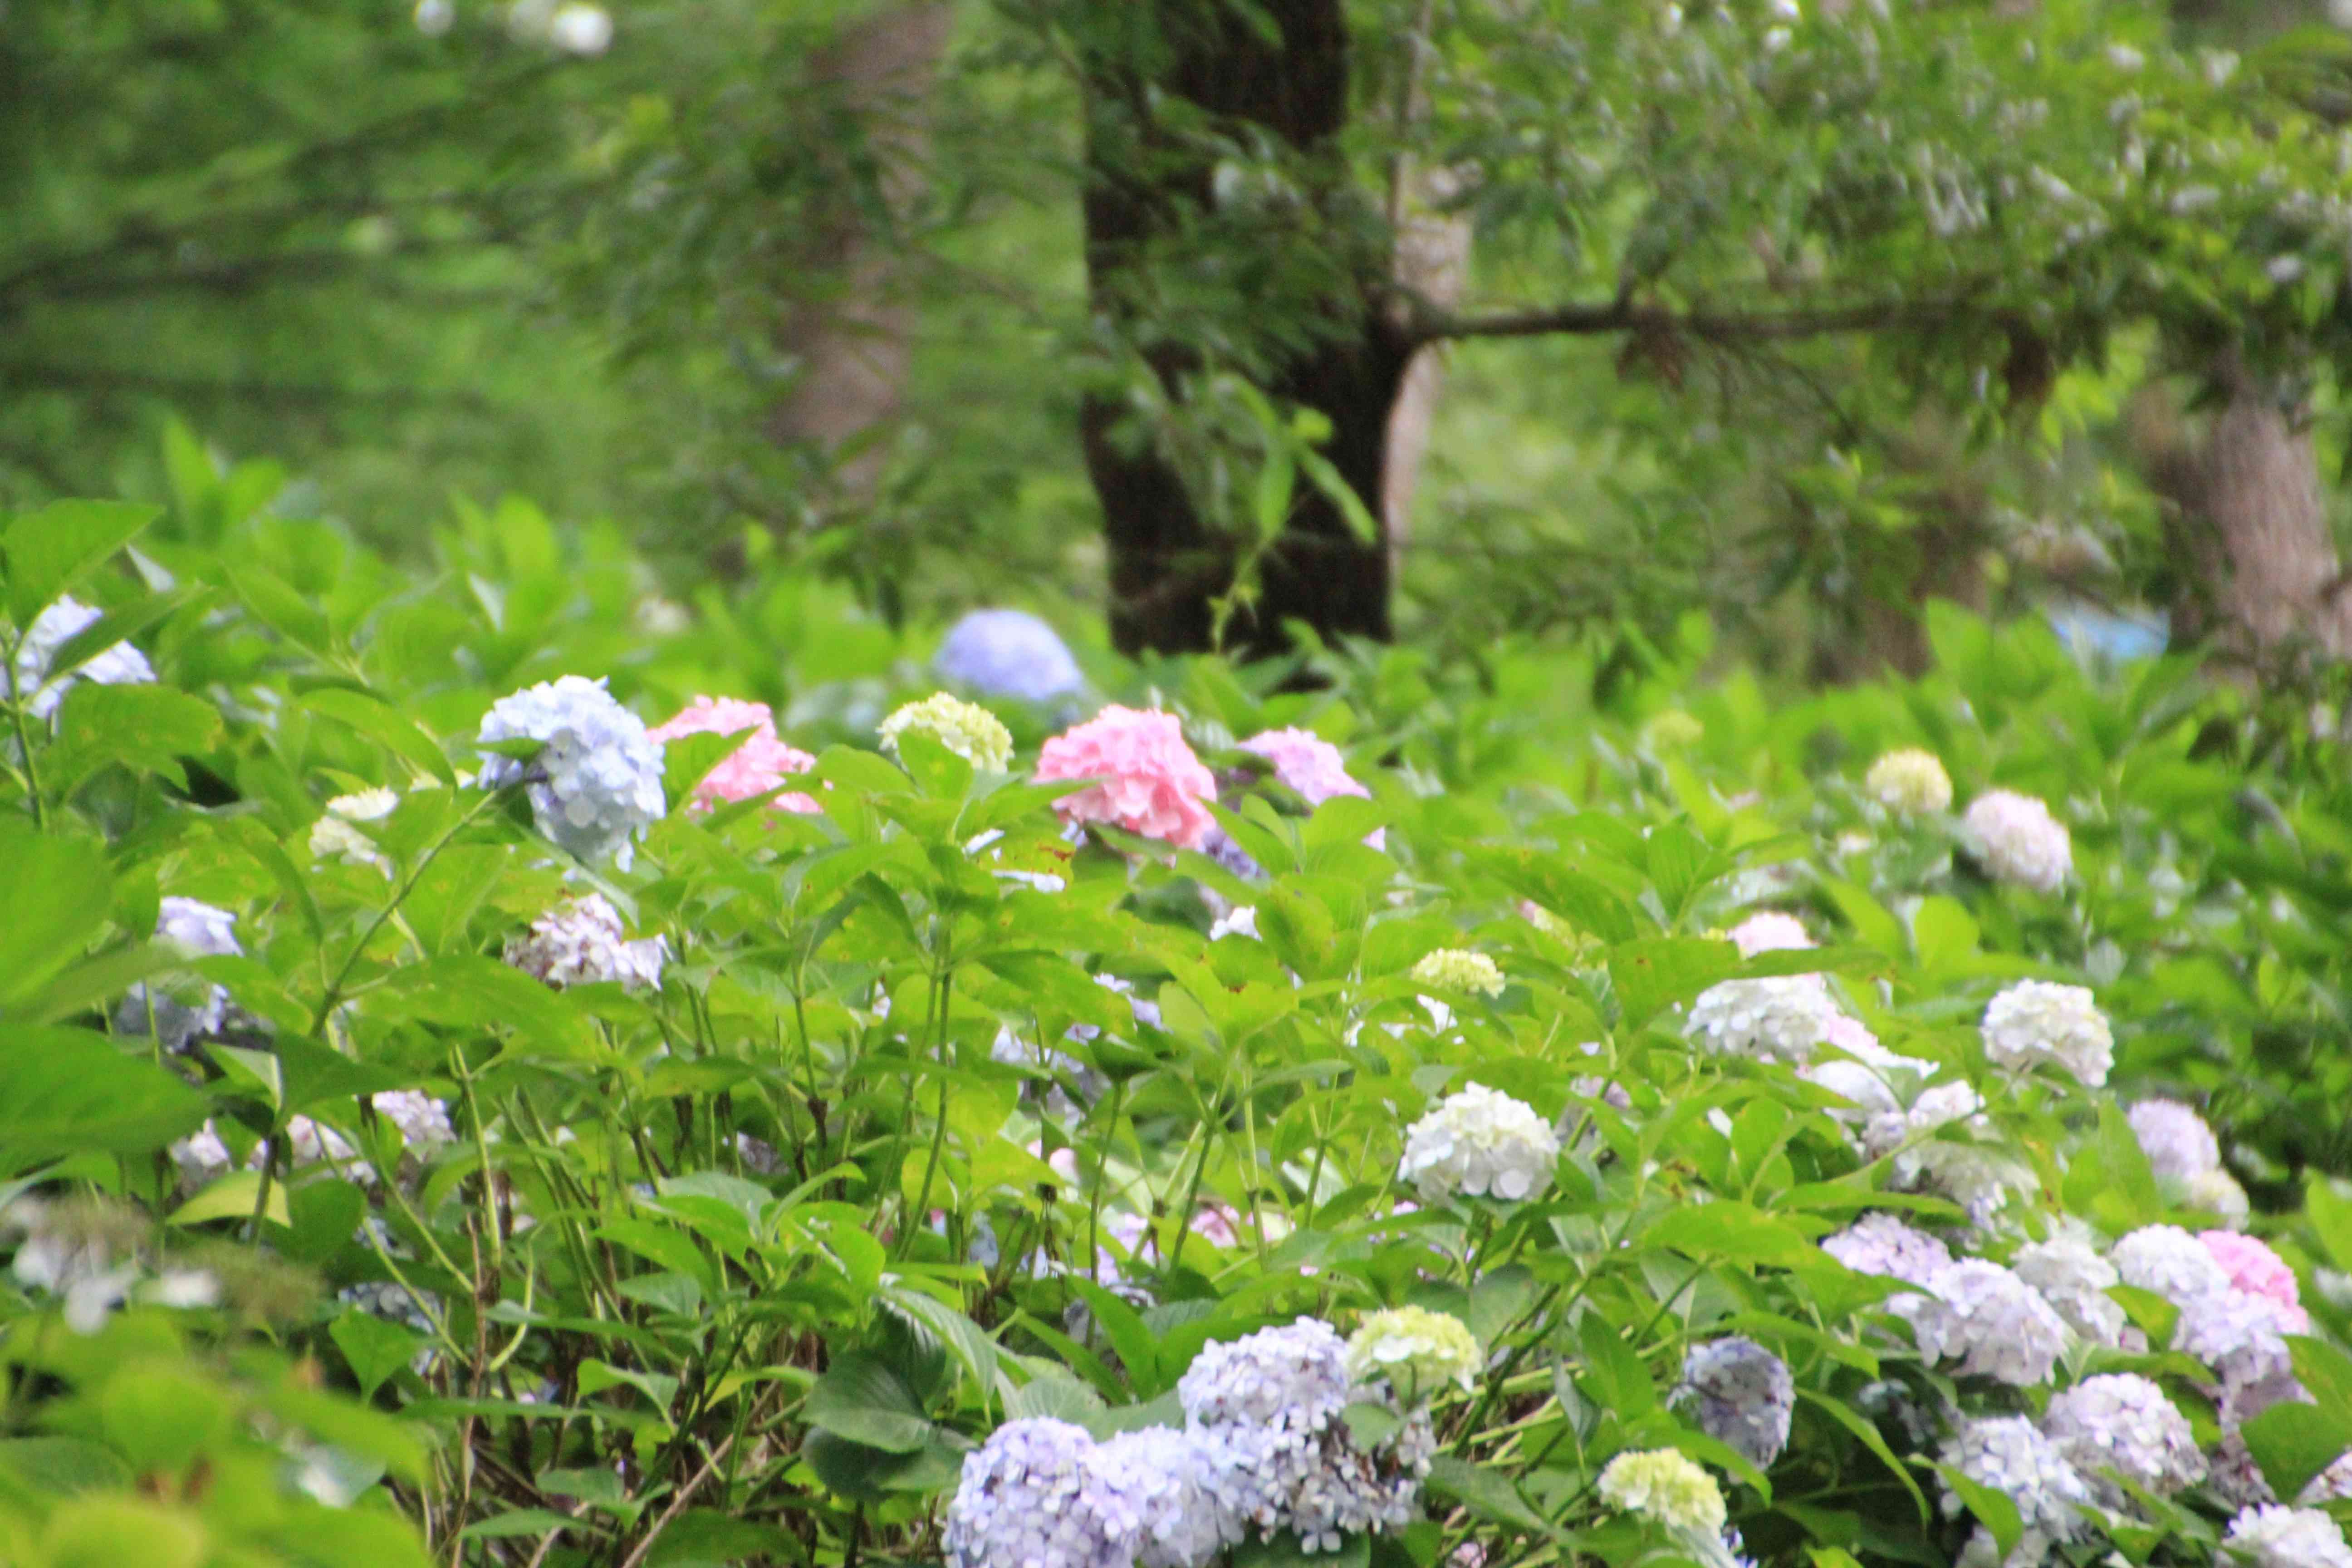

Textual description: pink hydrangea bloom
[647,696,820,815]
[1728,911,1813,957]
[1034,706,1216,850]
[1239,726,1384,850]
[2203,1231,2309,1331]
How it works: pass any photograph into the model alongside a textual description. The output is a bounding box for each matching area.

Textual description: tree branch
[1408,291,1981,348]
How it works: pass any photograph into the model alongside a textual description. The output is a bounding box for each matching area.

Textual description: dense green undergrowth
[0,465,2351,1568]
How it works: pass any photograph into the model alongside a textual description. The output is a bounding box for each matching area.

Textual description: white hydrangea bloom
[1909,1259,2068,1386]
[2224,1506,2352,1568]
[2298,1451,2352,1505]
[474,676,666,869]
[503,894,667,990]
[880,692,1015,772]
[1865,748,1954,813]
[1865,1083,2034,1224]
[1799,1033,1936,1123]
[547,2,611,55]
[2110,1224,2232,1305]
[942,1418,1144,1568]
[1098,1426,1244,1568]
[1345,1307,1482,1401]
[2177,1289,2305,1419]
[1409,949,1505,997]
[2190,1167,2254,1227]
[1396,1084,1561,1203]
[1686,975,1848,1063]
[1726,911,1812,956]
[2128,1098,2222,1181]
[117,897,244,1053]
[309,788,400,871]
[2041,1373,2205,1506]
[371,1091,454,1154]
[1980,981,2113,1087]
[1962,790,2072,892]
[2012,1232,2128,1348]
[1209,904,1258,941]
[1939,1417,2091,1544]
[8,595,156,720]
[1674,1337,1794,1470]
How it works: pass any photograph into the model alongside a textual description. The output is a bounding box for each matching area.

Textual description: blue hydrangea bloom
[933,609,1085,704]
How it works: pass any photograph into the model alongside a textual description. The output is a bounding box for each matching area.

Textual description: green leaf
[805,1353,937,1454]
[0,1026,206,1173]
[1796,1391,1927,1523]
[0,1437,132,1496]
[1,500,158,625]
[1423,1453,1556,1536]
[1610,937,1739,1032]
[167,1170,290,1229]
[462,1509,593,1541]
[2241,1397,2352,1502]
[1910,897,1979,980]
[1646,1200,1815,1265]
[46,684,224,795]
[1931,1461,2021,1563]
[332,1308,428,1401]
[2308,1179,2352,1275]
[0,828,112,1009]
[299,687,456,786]
[36,1494,207,1568]
[224,562,334,654]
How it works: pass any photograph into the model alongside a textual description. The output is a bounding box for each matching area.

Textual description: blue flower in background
[2046,603,2168,664]
[933,609,1085,703]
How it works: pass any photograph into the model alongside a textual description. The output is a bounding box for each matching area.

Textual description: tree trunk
[1079,0,1412,661]
[2141,354,2352,673]
[766,3,954,501]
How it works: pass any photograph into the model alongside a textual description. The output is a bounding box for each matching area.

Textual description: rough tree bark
[2138,353,2352,672]
[1079,0,1414,661]
[766,3,955,501]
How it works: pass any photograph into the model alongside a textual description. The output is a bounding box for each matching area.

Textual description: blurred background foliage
[1,0,2349,676]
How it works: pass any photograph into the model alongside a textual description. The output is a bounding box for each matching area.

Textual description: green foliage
[0,461,2346,1566]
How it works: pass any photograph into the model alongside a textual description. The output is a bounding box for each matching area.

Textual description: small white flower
[547,2,611,55]
[310,788,399,871]
[1209,904,1258,941]
[1961,790,2072,892]
[414,0,455,34]
[1397,1084,1561,1203]
[1981,980,2113,1087]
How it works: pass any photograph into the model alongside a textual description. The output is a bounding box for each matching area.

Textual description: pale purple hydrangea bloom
[1821,1213,1954,1289]
[8,594,156,720]
[117,897,243,1053]
[2012,1231,2128,1348]
[2177,1289,2306,1420]
[942,1417,1146,1568]
[1939,1417,2091,1558]
[2040,1373,2205,1507]
[1908,1259,2068,1386]
[1674,1337,1794,1469]
[2224,1505,2352,1568]
[2110,1224,2233,1305]
[1098,1426,1245,1568]
[503,894,667,990]
[2129,1098,2223,1181]
[475,676,666,868]
[934,609,1085,704]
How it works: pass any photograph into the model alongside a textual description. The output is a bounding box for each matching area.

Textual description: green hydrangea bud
[1345,1306,1482,1402]
[1410,947,1505,997]
[880,692,1014,773]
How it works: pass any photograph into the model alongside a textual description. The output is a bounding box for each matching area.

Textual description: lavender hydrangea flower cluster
[944,1319,1437,1566]
[503,894,667,990]
[115,897,243,1053]
[1674,1337,1794,1469]
[8,594,156,720]
[2041,1373,2205,1507]
[475,676,666,868]
[933,608,1085,704]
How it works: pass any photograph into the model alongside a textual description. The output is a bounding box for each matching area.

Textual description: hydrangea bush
[1,488,2351,1568]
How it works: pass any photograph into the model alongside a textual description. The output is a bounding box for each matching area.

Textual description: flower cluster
[943,1418,1148,1568]
[1962,789,2073,892]
[1907,1259,2069,1386]
[1726,910,1812,956]
[1397,1084,1561,1203]
[1035,706,1218,850]
[310,787,399,871]
[2224,1506,2352,1568]
[1981,980,2114,1087]
[1865,747,1954,813]
[1240,727,1370,808]
[1686,974,1849,1063]
[116,897,243,1053]
[8,594,155,720]
[1345,1307,1482,1400]
[1939,1417,2091,1564]
[2041,1373,2205,1506]
[1597,1448,1729,1539]
[1675,1337,1794,1469]
[646,696,819,813]
[503,894,667,990]
[933,608,1084,703]
[475,676,667,867]
[1409,947,1505,997]
[880,692,1015,772]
